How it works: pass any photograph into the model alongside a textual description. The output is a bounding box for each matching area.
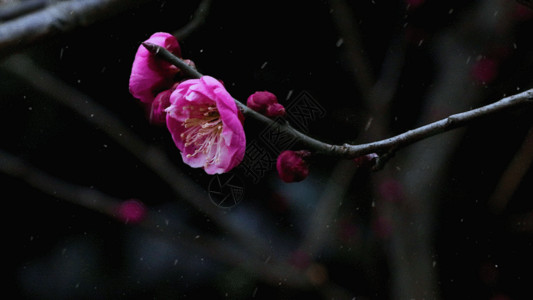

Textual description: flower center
[180,105,224,165]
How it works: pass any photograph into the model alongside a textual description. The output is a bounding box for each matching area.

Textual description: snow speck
[261,61,268,69]
[336,38,344,47]
[286,89,293,101]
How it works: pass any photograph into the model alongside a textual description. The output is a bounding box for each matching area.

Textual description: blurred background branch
[0,0,151,58]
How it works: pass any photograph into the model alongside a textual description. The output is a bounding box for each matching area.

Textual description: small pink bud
[353,153,378,168]
[247,91,286,117]
[276,150,311,183]
[116,199,146,224]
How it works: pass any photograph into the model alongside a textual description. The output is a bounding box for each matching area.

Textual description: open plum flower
[129,32,182,104]
[166,76,246,174]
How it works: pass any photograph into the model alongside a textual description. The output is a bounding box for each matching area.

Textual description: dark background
[2,0,532,299]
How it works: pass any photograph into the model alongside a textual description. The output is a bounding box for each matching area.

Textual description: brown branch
[142,43,533,161]
[0,0,151,58]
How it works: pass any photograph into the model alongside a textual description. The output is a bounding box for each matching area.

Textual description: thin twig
[173,0,212,40]
[489,128,533,214]
[0,148,119,215]
[298,160,359,257]
[329,0,374,98]
[142,42,533,160]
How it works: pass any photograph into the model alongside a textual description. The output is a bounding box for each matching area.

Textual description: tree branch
[0,0,151,58]
[0,0,50,22]
[143,42,533,161]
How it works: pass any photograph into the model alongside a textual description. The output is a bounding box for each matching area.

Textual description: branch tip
[141,42,158,53]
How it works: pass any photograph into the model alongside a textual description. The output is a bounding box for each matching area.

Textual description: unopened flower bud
[150,87,173,125]
[353,153,378,168]
[276,150,311,183]
[247,91,286,118]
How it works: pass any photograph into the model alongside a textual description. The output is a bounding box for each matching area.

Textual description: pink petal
[129,32,181,104]
[165,76,246,174]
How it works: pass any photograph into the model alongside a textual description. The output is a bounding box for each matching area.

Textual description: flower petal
[129,32,181,103]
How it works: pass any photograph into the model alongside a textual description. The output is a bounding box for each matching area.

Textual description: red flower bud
[247,91,286,117]
[276,150,311,183]
[353,153,378,168]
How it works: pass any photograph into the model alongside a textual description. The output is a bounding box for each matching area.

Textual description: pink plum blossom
[129,32,182,104]
[276,150,311,183]
[166,76,246,174]
[247,91,286,117]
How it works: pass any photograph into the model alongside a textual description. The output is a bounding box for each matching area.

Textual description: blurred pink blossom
[471,57,499,84]
[379,178,405,203]
[116,199,146,224]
